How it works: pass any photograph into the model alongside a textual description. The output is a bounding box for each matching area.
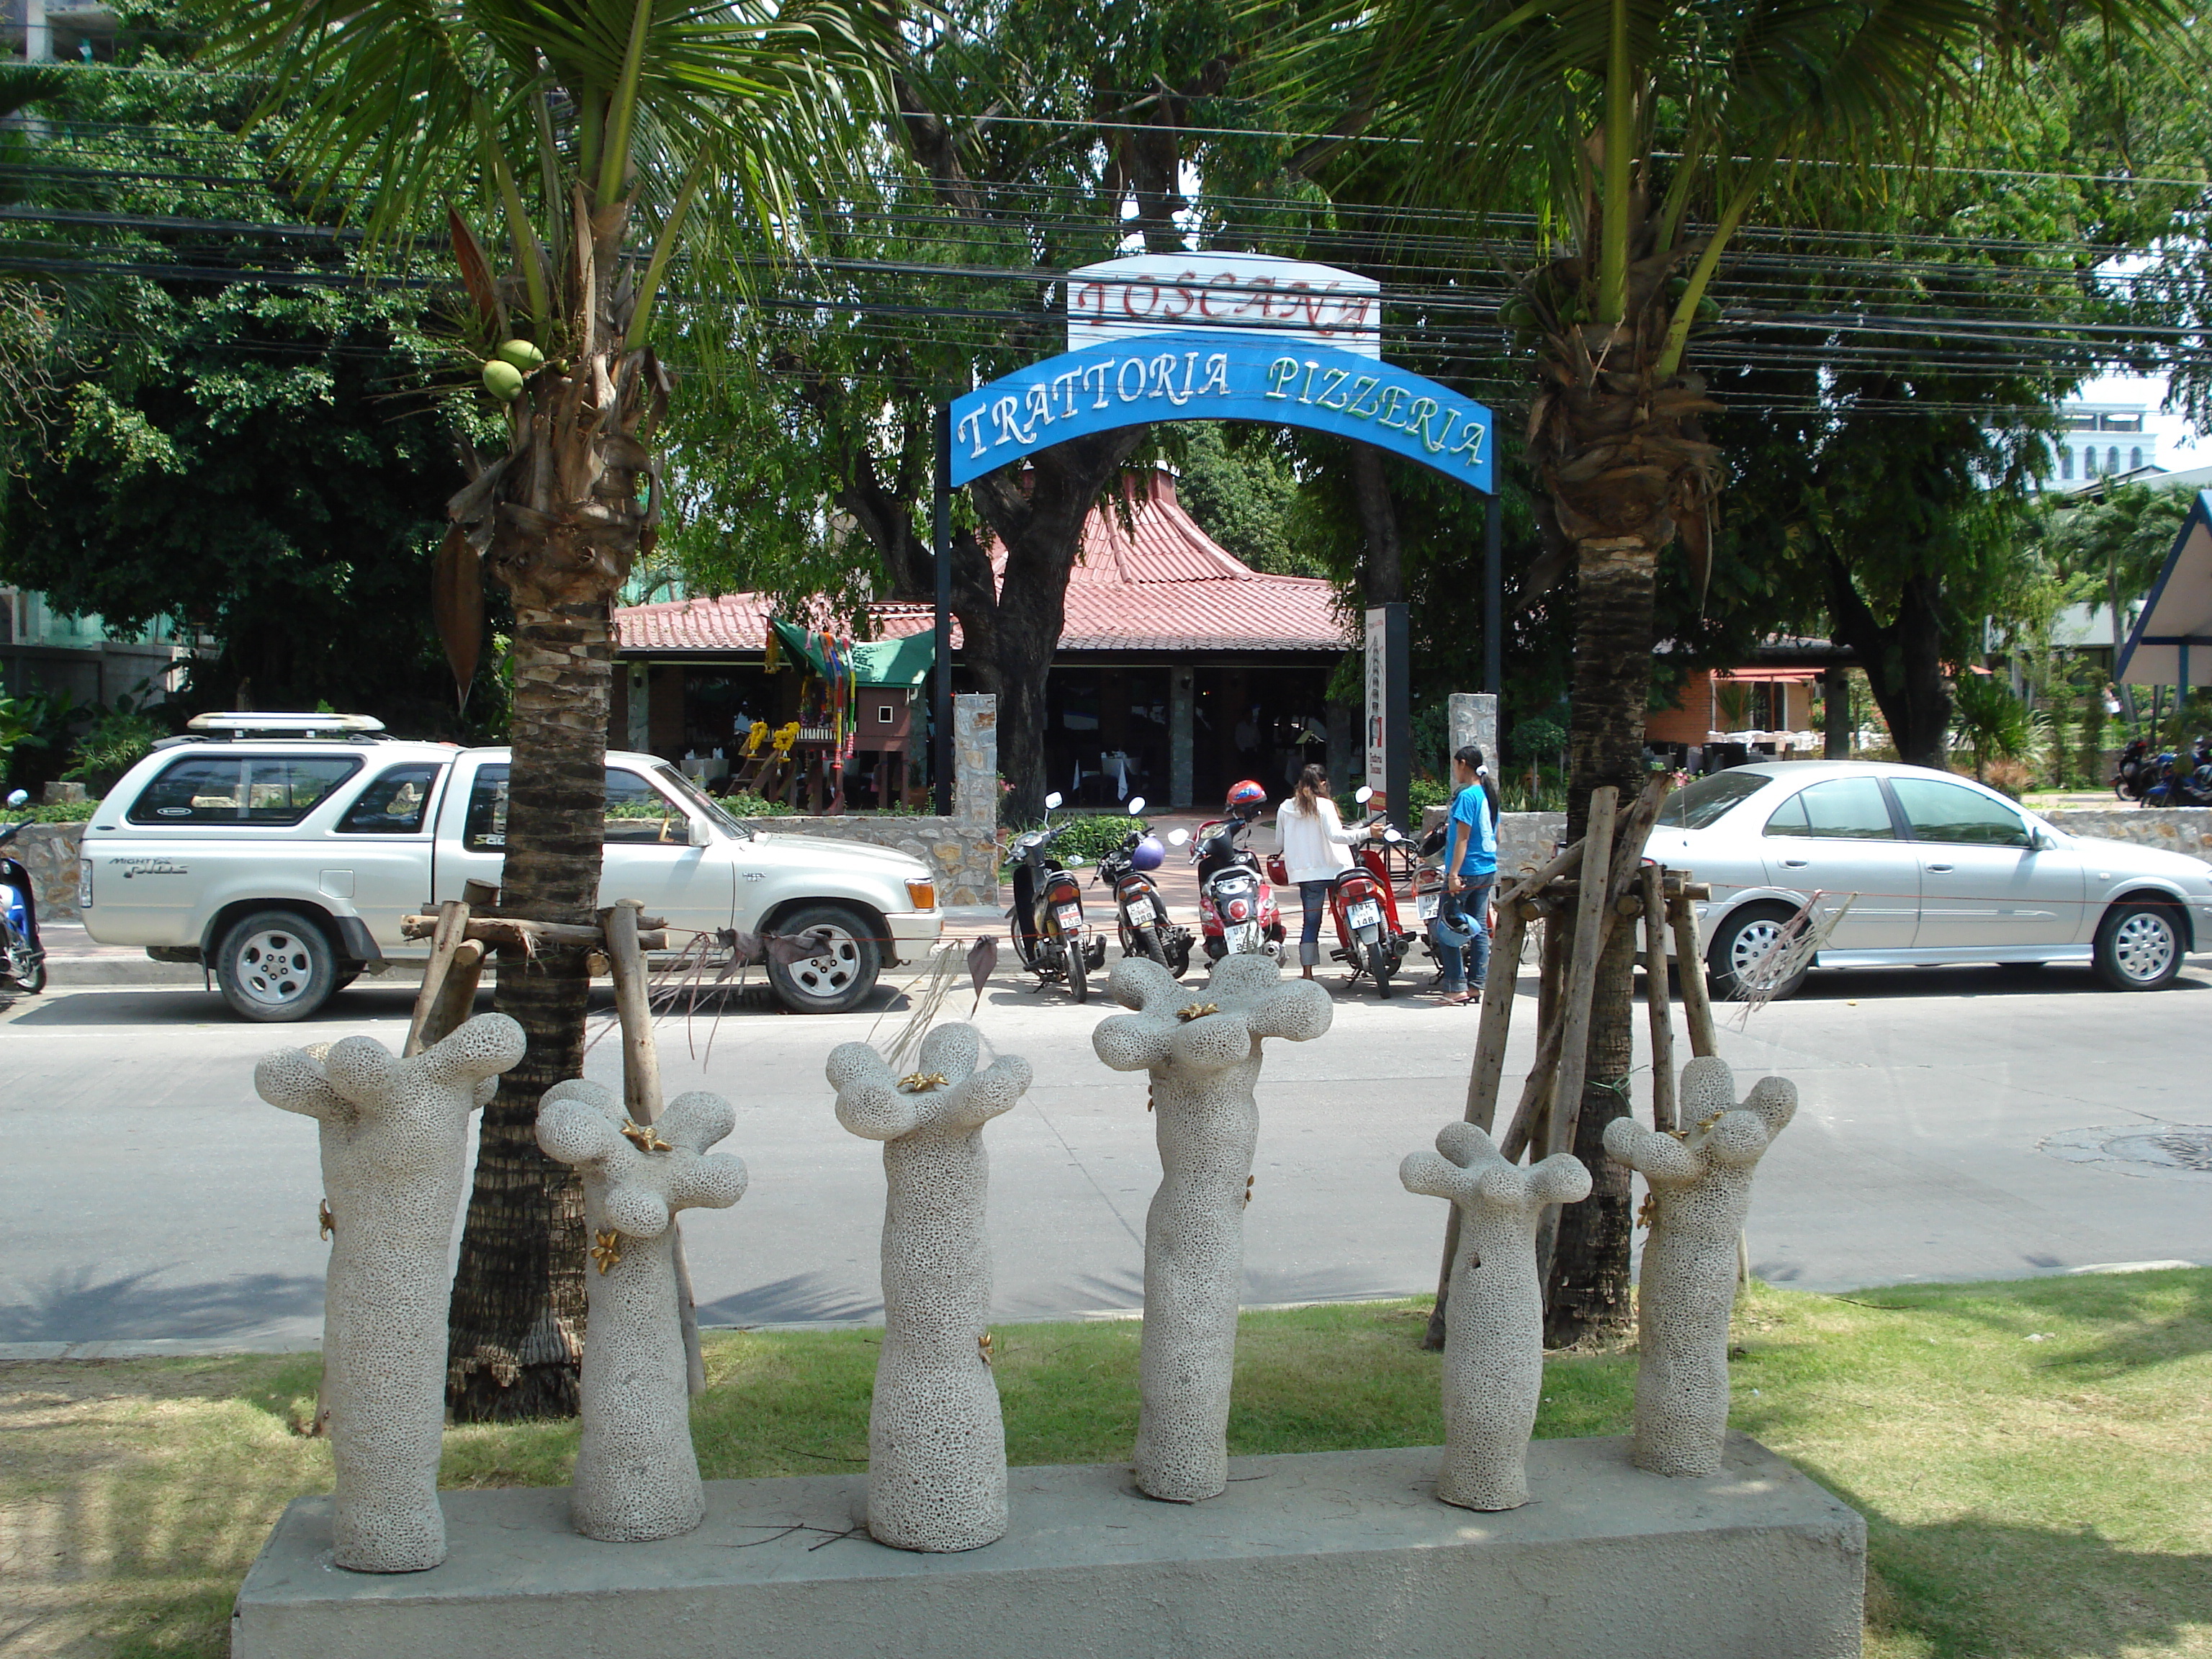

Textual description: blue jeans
[1436,876,1493,994]
[1298,879,1330,967]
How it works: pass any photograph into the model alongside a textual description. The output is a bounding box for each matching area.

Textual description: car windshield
[653,764,752,839]
[1655,770,1771,830]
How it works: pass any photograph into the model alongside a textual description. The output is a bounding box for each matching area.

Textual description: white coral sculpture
[256,1012,524,1573]
[536,1079,747,1542]
[827,1022,1033,1552]
[1401,1123,1591,1511]
[1092,954,1331,1503]
[1602,1056,1797,1477]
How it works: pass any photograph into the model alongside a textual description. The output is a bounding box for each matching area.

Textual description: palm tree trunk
[446,596,608,1419]
[1543,534,1653,1346]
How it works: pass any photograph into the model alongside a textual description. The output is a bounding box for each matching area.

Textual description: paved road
[4,948,2208,1350]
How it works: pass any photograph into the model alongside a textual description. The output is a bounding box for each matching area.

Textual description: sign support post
[1364,603,1411,820]
[932,405,953,816]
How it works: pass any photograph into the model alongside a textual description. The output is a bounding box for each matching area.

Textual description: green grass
[4,1272,2206,1658]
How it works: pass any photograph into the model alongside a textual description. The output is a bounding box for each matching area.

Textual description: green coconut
[495,338,546,372]
[482,358,526,402]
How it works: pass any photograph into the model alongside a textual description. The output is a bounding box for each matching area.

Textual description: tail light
[1227,899,1250,922]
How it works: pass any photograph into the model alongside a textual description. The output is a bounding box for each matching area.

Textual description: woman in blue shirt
[1437,745,1497,1004]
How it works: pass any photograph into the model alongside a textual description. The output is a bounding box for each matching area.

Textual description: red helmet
[1226,779,1269,815]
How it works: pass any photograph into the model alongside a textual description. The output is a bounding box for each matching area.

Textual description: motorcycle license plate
[1346,900,1382,929]
[1417,894,1440,920]
[1056,905,1082,928]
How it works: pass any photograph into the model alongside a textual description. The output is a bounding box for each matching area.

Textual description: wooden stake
[1545,787,1617,1160]
[1668,892,1719,1058]
[603,901,707,1398]
[1423,896,1532,1348]
[403,899,471,1058]
[1641,863,1677,1134]
[418,940,485,1053]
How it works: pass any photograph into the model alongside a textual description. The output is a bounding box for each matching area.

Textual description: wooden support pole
[1641,863,1677,1134]
[402,914,666,950]
[1668,892,1719,1058]
[603,902,707,1398]
[1545,787,1617,1161]
[418,940,485,1053]
[1421,897,1532,1349]
[403,899,471,1058]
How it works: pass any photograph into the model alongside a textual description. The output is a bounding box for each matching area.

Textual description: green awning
[769,617,934,688]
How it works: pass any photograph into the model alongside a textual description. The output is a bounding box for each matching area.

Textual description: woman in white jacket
[1274,764,1377,980]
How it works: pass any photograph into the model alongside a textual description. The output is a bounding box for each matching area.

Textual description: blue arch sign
[948,329,1495,494]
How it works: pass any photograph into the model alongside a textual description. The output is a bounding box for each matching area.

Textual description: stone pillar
[1822,667,1850,759]
[953,693,998,829]
[1448,693,1498,768]
[1169,668,1195,806]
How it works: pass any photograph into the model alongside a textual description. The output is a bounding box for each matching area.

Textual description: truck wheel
[2093,901,2183,992]
[766,904,880,1014]
[215,909,336,1022]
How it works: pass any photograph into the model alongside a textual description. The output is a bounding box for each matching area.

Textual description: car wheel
[2092,901,2184,992]
[1706,904,1811,1003]
[216,909,336,1022]
[765,904,881,1014]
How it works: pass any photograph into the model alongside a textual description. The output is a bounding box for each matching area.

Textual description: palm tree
[220,0,894,1418]
[1274,0,2183,1343]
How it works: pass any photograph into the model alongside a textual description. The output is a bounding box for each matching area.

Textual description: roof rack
[184,712,390,740]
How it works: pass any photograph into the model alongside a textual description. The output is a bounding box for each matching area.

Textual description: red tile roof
[613,472,1349,657]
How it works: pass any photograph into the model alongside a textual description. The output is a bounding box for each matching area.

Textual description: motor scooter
[2144,737,2212,807]
[1094,797,1192,976]
[1323,787,1415,997]
[2114,737,2157,802]
[1192,810,1285,963]
[1,789,48,995]
[1007,791,1107,1002]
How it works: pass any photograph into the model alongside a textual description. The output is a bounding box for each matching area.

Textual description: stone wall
[761,694,1003,906]
[2045,807,2212,866]
[15,824,84,924]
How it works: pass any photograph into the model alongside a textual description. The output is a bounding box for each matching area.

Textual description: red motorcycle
[1324,788,1415,997]
[1193,813,1285,963]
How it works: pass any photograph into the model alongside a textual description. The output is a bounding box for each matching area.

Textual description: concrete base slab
[233,1434,1863,1658]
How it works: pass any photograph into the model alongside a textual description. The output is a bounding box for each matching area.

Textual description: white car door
[1889,775,2085,951]
[323,759,448,944]
[1755,775,1920,951]
[598,767,735,937]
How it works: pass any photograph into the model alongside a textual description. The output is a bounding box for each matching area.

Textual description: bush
[1407,775,1451,811]
[716,791,796,818]
[0,797,99,823]
[1001,812,1145,877]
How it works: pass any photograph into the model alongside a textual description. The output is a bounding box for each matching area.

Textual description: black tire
[7,941,45,994]
[2092,901,2185,992]
[765,903,881,1014]
[1134,920,1170,968]
[1706,904,1811,1003]
[1367,938,1393,999]
[1068,943,1089,1003]
[215,909,336,1022]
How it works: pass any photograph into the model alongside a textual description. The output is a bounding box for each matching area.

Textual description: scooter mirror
[1044,791,1064,809]
[4,789,24,809]
[1354,785,1374,804]
[1167,828,1190,846]
[1125,796,1146,816]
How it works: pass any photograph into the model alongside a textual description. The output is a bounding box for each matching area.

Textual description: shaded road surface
[4,948,2208,1349]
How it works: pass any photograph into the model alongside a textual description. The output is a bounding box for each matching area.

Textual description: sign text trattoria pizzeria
[946,332,1495,493]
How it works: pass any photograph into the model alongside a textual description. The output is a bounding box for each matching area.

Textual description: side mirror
[690,817,714,847]
[4,789,25,809]
[1354,785,1374,804]
[1044,791,1064,810]
[1125,796,1146,816]
[1167,828,1190,847]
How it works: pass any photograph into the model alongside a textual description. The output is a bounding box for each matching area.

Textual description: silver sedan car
[1650,761,2212,997]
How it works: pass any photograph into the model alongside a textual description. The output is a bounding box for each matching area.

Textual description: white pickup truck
[76,716,942,1020]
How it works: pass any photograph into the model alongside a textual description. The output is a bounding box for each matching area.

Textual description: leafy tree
[1170,423,1321,577]
[1266,0,2194,1344]
[220,0,897,1419]
[0,45,492,736]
